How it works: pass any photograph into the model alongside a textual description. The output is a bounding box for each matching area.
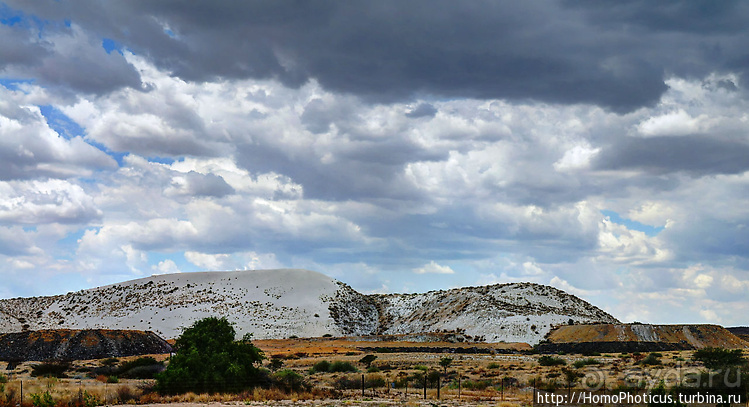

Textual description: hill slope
[0,329,172,362]
[0,269,617,344]
[540,323,749,352]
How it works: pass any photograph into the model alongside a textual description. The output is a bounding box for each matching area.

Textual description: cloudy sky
[1,0,748,326]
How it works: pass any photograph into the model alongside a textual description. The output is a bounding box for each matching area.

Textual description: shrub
[273,370,308,393]
[366,374,386,388]
[268,358,284,371]
[639,354,662,366]
[572,358,601,369]
[487,362,501,369]
[310,360,331,374]
[155,316,265,394]
[119,357,161,372]
[30,392,55,407]
[107,376,119,383]
[100,358,119,367]
[0,374,6,383]
[116,386,138,403]
[461,380,492,390]
[439,356,453,373]
[359,354,377,368]
[333,376,361,390]
[31,362,70,378]
[120,365,165,379]
[692,347,747,370]
[329,361,357,373]
[322,333,333,338]
[538,356,566,366]
[366,366,380,373]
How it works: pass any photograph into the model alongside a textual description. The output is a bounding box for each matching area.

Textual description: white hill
[0,269,618,345]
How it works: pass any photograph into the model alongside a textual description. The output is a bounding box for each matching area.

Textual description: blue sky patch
[0,78,34,90]
[102,38,123,55]
[601,210,664,237]
[39,105,85,139]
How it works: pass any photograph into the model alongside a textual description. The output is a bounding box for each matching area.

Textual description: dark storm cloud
[405,103,438,119]
[8,0,749,111]
[594,135,749,176]
[0,15,142,95]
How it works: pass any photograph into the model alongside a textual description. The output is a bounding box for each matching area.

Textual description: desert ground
[3,336,738,407]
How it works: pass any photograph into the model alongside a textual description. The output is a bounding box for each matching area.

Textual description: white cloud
[152,259,180,275]
[413,261,454,274]
[0,179,100,224]
[637,109,707,137]
[554,145,600,171]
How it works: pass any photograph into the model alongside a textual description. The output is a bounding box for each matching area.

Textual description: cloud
[413,260,454,274]
[152,259,180,275]
[405,103,438,119]
[0,179,101,224]
[0,91,117,180]
[0,22,141,94]
[9,0,745,111]
[637,109,707,137]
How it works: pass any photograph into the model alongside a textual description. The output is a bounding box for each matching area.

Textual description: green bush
[31,362,70,378]
[106,376,119,383]
[0,374,6,383]
[487,362,501,369]
[366,374,386,388]
[273,370,308,393]
[359,354,377,368]
[309,360,331,374]
[538,356,566,366]
[333,376,361,390]
[30,392,55,407]
[366,365,380,373]
[460,380,492,390]
[692,347,747,370]
[155,316,265,394]
[639,354,662,366]
[100,358,119,367]
[572,358,601,368]
[120,357,160,372]
[118,357,164,379]
[329,361,357,373]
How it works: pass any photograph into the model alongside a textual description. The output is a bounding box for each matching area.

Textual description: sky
[1,0,748,326]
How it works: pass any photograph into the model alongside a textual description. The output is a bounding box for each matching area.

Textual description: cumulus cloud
[0,91,117,180]
[413,261,454,274]
[0,180,101,224]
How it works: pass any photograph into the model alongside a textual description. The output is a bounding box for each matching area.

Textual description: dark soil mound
[535,341,693,354]
[0,329,172,361]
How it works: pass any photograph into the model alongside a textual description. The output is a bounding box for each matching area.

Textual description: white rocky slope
[0,269,618,345]
[372,283,619,345]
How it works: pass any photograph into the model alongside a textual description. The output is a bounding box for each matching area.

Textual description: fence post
[458,374,461,399]
[423,372,427,399]
[437,374,440,399]
[361,374,365,397]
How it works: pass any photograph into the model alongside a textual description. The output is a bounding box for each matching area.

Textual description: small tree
[359,354,377,369]
[439,356,453,374]
[269,357,284,371]
[692,347,747,370]
[156,317,264,394]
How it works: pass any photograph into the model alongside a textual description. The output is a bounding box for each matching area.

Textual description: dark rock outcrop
[0,329,172,361]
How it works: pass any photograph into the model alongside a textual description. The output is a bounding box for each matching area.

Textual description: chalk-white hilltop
[0,269,618,345]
